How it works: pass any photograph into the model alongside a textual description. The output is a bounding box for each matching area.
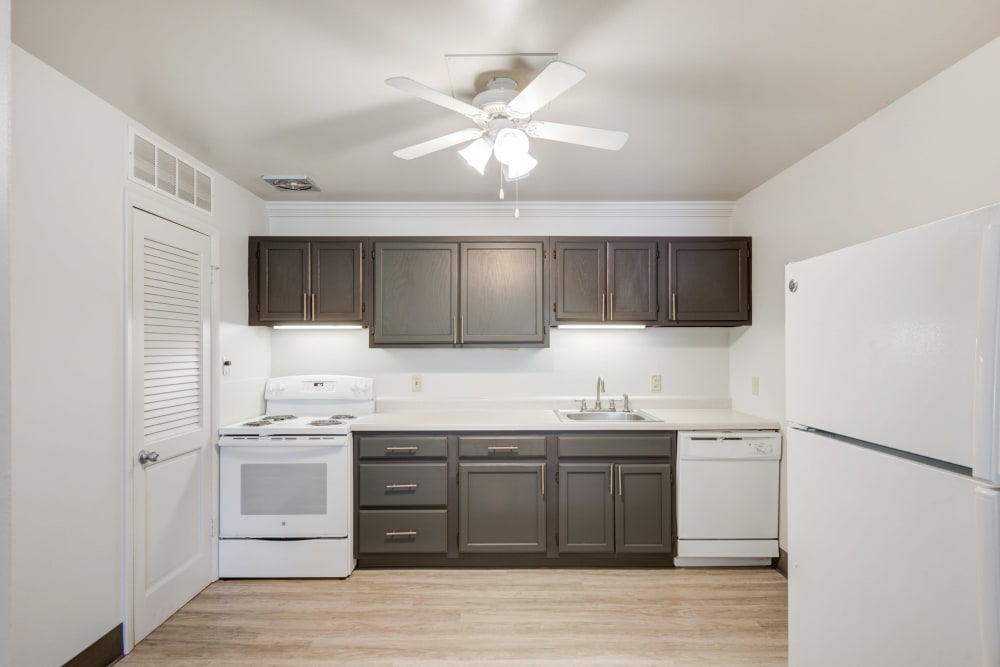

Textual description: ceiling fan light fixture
[503,152,537,180]
[458,137,493,175]
[492,127,529,165]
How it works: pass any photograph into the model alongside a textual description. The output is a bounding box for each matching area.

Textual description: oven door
[219,438,350,538]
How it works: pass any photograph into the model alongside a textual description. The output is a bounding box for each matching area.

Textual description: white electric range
[217,374,374,578]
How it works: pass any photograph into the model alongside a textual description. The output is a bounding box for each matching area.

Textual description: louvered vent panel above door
[143,237,204,440]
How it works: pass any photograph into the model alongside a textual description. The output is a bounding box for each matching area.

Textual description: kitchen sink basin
[554,409,661,423]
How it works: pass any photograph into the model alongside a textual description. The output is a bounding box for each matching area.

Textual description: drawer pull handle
[385,483,418,490]
[385,530,417,538]
[385,446,418,453]
[487,445,520,452]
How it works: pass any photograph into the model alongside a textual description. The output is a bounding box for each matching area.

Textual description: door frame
[122,184,221,652]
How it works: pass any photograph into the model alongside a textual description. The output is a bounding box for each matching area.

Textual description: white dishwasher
[675,431,781,567]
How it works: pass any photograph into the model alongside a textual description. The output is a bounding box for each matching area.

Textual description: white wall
[268,204,737,405]
[10,46,268,666]
[0,2,11,665]
[729,36,1000,549]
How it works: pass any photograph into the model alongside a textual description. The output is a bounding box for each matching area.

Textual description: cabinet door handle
[541,463,546,497]
[671,292,677,320]
[311,293,316,321]
[453,317,458,345]
[385,483,418,490]
[385,530,417,538]
[601,292,606,321]
[302,293,308,320]
[385,446,418,453]
[460,315,464,344]
[618,464,623,497]
[487,445,520,452]
[609,464,614,495]
[609,293,614,321]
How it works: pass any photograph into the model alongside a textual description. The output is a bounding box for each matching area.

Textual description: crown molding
[265,200,735,219]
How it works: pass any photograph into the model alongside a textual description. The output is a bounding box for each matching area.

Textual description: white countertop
[349,407,779,432]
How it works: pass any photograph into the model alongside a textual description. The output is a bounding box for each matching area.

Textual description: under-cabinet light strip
[273,325,365,330]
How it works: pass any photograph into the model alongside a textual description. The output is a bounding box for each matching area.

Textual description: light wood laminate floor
[120,568,787,666]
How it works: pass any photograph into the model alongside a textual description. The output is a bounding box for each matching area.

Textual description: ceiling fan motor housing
[473,77,522,115]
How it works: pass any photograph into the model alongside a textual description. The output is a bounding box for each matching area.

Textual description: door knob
[138,450,160,465]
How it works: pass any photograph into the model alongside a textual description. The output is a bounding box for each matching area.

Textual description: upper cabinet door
[460,241,546,344]
[666,239,750,324]
[373,242,458,345]
[311,241,365,323]
[553,241,606,321]
[608,241,658,322]
[256,240,310,322]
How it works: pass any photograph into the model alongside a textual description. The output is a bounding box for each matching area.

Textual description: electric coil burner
[217,375,375,578]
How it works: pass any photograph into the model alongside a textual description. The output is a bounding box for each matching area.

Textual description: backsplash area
[269,326,731,402]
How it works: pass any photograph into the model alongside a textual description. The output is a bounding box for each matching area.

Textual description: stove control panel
[265,375,374,401]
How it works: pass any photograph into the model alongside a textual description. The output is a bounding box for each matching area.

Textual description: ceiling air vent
[130,129,213,214]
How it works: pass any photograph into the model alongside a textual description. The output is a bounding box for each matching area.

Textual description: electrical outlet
[650,374,662,392]
[751,376,760,396]
[411,374,423,392]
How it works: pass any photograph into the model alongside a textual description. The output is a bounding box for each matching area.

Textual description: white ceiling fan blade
[393,128,484,160]
[507,61,586,116]
[525,120,629,150]
[385,76,486,119]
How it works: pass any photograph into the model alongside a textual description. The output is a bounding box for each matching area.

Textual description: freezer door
[788,429,999,667]
[786,204,1000,470]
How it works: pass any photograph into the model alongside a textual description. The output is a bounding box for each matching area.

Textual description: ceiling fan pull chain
[514,179,520,219]
[498,167,505,200]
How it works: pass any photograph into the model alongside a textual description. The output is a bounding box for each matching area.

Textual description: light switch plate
[411,374,423,392]
[650,374,662,392]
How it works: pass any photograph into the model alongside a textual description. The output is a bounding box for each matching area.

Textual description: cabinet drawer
[558,434,674,458]
[358,510,448,553]
[358,436,448,459]
[358,463,447,507]
[458,435,546,458]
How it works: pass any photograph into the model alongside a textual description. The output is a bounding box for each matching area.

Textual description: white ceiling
[11,1,1000,202]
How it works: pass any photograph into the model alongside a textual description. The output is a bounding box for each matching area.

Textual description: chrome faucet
[595,375,606,410]
[623,392,631,412]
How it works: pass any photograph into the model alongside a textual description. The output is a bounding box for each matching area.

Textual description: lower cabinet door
[615,463,672,553]
[458,463,546,553]
[558,463,614,553]
[358,509,448,554]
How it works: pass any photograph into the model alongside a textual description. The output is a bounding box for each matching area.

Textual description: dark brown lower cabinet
[458,463,546,553]
[558,435,673,555]
[355,432,674,566]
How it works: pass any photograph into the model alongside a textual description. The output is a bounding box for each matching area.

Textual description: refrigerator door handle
[974,487,1000,665]
[972,222,1000,484]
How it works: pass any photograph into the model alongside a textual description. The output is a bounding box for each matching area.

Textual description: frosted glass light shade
[492,128,530,165]
[458,137,493,175]
[504,153,538,180]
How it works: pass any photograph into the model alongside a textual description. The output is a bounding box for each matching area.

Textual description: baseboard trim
[62,623,123,667]
[775,548,788,577]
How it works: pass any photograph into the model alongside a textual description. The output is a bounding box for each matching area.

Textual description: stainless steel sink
[554,409,660,423]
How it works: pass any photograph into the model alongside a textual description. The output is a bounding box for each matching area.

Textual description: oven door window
[241,463,327,515]
[219,444,350,538]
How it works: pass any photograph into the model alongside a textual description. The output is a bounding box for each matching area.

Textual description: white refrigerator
[785,203,1000,667]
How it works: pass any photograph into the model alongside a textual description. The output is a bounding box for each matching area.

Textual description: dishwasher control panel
[678,431,782,460]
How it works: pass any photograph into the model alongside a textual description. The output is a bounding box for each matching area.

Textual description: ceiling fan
[385,60,629,181]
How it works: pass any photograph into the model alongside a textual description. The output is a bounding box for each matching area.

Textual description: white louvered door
[130,207,213,643]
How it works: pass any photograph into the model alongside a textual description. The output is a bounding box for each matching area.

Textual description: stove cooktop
[219,413,362,436]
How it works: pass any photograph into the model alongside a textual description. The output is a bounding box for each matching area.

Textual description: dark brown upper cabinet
[552,239,658,323]
[372,241,459,345]
[249,238,366,325]
[662,238,751,325]
[460,241,546,345]
[371,239,547,347]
